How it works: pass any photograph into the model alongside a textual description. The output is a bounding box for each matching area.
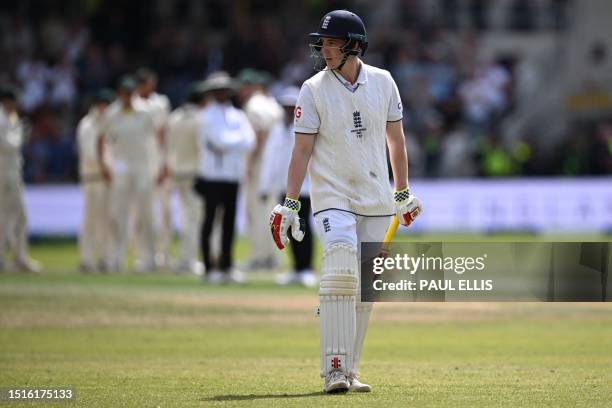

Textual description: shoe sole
[324,382,349,394]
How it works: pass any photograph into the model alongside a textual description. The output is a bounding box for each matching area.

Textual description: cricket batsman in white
[269,10,422,393]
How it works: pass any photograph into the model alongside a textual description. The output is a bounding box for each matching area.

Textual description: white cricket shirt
[0,107,23,175]
[101,102,157,174]
[244,92,283,133]
[166,104,201,176]
[294,62,403,216]
[198,100,255,182]
[76,109,106,178]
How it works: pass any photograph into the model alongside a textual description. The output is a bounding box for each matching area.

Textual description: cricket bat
[380,215,399,257]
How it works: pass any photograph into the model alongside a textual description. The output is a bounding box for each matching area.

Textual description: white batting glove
[394,188,422,227]
[269,197,305,250]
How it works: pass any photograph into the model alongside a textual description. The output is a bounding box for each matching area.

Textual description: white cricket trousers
[79,179,110,268]
[108,168,156,269]
[245,153,278,267]
[0,172,29,262]
[314,210,391,258]
[153,177,172,266]
[175,176,201,265]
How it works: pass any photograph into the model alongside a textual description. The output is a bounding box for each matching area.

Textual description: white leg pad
[352,300,373,376]
[319,244,358,377]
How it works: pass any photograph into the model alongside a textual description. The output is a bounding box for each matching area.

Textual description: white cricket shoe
[227,268,247,284]
[324,370,349,394]
[298,270,317,288]
[205,270,225,284]
[190,261,205,276]
[275,271,301,285]
[275,270,317,287]
[348,375,372,392]
[15,258,42,274]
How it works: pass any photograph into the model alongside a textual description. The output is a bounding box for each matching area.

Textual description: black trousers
[194,178,238,273]
[288,195,313,273]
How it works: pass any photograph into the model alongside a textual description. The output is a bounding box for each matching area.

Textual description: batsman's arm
[387,119,423,226]
[286,133,315,199]
[386,120,408,191]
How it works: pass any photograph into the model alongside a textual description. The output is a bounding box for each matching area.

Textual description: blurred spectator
[48,54,77,109]
[439,124,477,177]
[16,55,48,113]
[458,62,510,138]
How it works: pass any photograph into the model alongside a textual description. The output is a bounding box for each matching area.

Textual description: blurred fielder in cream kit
[165,83,209,275]
[237,69,284,271]
[269,10,422,393]
[0,84,41,273]
[98,76,164,272]
[133,68,172,269]
[76,89,114,272]
[260,86,316,287]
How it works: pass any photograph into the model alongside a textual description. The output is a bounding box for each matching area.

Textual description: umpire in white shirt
[195,72,255,284]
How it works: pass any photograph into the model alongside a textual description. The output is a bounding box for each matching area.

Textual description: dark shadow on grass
[204,391,325,401]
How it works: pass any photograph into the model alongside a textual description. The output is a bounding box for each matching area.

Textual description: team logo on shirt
[350,110,367,138]
[295,106,302,119]
[322,218,331,233]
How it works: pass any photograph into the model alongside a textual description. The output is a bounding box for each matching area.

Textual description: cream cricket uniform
[259,121,310,198]
[294,62,403,377]
[0,107,30,264]
[166,103,201,269]
[133,93,172,266]
[243,92,283,269]
[77,109,110,269]
[102,102,157,270]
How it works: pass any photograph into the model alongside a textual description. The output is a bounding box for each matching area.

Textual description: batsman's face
[320,37,345,69]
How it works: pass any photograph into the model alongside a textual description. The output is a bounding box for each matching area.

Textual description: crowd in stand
[0,0,609,183]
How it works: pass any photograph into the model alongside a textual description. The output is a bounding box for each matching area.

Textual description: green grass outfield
[1,236,611,407]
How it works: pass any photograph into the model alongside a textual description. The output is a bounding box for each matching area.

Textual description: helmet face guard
[308,10,368,71]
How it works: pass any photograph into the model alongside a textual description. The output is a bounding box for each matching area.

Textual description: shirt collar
[331,62,367,92]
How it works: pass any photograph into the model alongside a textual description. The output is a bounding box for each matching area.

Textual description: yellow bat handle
[383,216,400,246]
